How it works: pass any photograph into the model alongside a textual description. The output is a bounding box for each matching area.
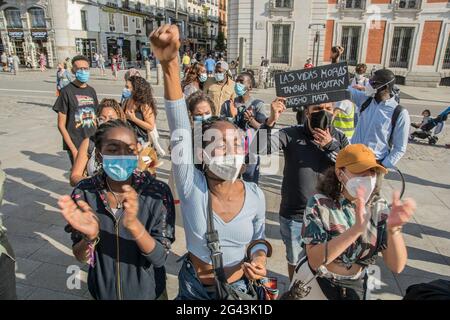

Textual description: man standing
[207,61,235,116]
[204,54,216,76]
[12,54,20,75]
[181,52,190,72]
[347,68,410,169]
[53,55,98,166]
[98,53,106,76]
[0,163,17,299]
[1,52,7,72]
[252,100,349,280]
[221,72,267,184]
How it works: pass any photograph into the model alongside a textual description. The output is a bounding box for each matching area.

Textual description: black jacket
[66,171,175,300]
[253,123,349,221]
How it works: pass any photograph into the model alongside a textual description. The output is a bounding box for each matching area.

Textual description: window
[274,0,293,8]
[398,0,419,9]
[443,34,450,69]
[271,24,291,64]
[123,15,129,33]
[28,7,46,28]
[81,10,87,31]
[341,26,361,66]
[109,13,115,27]
[345,0,365,9]
[389,27,414,68]
[136,17,141,30]
[4,8,22,29]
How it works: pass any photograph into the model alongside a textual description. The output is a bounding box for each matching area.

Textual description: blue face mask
[199,73,208,83]
[76,70,90,83]
[193,114,212,123]
[215,73,225,82]
[234,82,247,97]
[122,88,132,99]
[102,155,138,182]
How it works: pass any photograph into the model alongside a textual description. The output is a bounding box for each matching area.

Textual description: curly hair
[182,62,205,91]
[355,63,367,74]
[97,98,126,122]
[128,76,157,116]
[317,167,383,203]
[186,91,216,116]
[93,119,137,151]
[316,167,343,201]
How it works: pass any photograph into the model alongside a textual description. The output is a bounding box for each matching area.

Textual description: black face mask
[309,110,333,130]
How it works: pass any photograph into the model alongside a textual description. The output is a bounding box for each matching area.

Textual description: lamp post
[308,23,325,67]
[210,24,214,53]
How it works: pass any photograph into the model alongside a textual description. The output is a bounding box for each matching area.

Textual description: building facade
[228,0,450,87]
[186,0,220,53]
[0,0,56,68]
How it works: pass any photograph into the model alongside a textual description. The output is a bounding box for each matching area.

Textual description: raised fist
[149,24,181,64]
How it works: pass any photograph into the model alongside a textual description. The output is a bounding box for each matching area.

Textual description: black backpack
[359,97,405,149]
[403,279,450,300]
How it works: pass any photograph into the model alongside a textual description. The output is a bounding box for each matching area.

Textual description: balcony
[268,0,294,18]
[208,15,219,23]
[337,0,366,19]
[392,0,422,19]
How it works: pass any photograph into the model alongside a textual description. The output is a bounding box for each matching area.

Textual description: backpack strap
[359,97,373,114]
[389,104,405,149]
[205,189,229,299]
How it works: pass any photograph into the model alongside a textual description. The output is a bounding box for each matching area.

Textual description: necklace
[106,179,123,209]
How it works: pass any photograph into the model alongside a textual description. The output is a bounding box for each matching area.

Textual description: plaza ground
[0,68,449,300]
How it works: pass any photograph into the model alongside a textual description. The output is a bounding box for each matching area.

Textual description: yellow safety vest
[333,104,355,139]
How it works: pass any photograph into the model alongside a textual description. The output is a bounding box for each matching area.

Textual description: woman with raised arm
[151,25,272,300]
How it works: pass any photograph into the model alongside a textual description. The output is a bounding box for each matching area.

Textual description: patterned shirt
[302,194,389,268]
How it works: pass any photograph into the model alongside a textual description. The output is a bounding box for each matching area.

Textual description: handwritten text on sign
[275,62,351,107]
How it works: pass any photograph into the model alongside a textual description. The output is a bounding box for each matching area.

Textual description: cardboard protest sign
[274,62,351,108]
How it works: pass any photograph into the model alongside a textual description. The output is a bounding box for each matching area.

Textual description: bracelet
[83,234,100,246]
[133,226,147,241]
[388,226,403,236]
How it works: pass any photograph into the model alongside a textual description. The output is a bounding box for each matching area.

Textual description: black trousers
[0,238,17,300]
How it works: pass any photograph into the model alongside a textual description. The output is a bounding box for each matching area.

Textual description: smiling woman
[58,119,176,300]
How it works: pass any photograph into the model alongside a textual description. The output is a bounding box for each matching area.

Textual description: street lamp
[210,24,214,53]
[308,23,325,67]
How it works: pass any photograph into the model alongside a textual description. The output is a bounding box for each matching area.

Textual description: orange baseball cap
[336,144,388,174]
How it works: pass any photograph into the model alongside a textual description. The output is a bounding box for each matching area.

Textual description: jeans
[242,156,260,185]
[0,237,17,300]
[279,215,305,266]
[176,255,249,300]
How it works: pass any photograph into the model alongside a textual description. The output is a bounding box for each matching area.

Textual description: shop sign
[8,31,24,39]
[31,31,48,40]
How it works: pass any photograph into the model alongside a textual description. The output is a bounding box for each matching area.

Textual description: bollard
[157,63,163,85]
[145,60,151,82]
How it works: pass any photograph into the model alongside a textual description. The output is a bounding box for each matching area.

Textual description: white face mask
[364,78,395,97]
[364,82,378,97]
[343,173,377,204]
[204,153,245,182]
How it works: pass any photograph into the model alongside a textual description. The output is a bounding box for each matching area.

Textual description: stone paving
[0,70,449,300]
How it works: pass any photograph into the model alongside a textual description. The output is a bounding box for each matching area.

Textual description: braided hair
[92,119,137,151]
[195,117,246,175]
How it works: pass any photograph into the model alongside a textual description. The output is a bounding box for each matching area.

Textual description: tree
[215,31,226,52]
